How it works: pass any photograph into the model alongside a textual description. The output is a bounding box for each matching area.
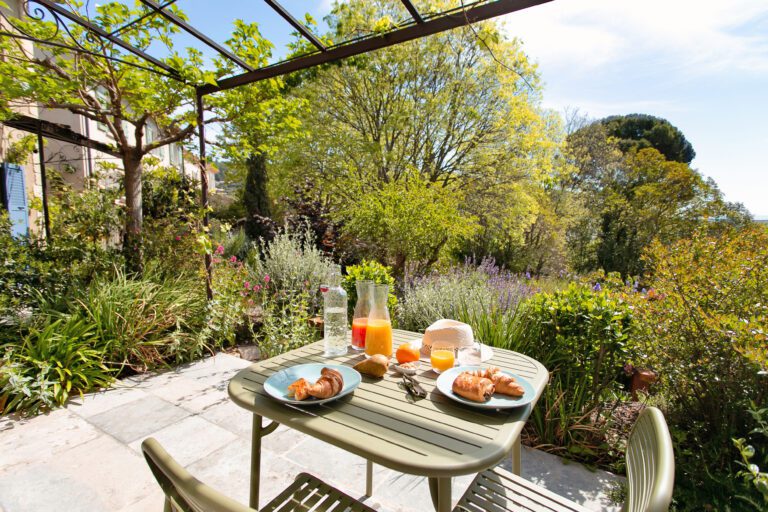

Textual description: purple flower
[525,271,531,280]
[254,284,262,292]
[592,282,602,292]
[264,274,270,283]
[229,255,237,263]
[244,281,251,290]
[215,245,225,255]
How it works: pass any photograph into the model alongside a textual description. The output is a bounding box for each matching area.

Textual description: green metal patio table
[228,329,549,512]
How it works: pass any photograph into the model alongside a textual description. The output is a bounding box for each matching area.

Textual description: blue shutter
[2,163,29,238]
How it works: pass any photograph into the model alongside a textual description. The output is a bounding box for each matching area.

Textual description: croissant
[309,368,344,399]
[463,367,524,397]
[465,367,501,379]
[287,368,344,400]
[452,372,494,402]
[489,372,525,397]
[288,378,310,400]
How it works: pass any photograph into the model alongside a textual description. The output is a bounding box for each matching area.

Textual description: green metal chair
[141,437,377,512]
[454,406,675,512]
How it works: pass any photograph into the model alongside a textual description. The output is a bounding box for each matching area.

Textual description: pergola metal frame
[1,0,552,297]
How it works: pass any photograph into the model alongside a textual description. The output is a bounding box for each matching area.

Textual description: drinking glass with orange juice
[430,342,456,373]
[364,284,393,358]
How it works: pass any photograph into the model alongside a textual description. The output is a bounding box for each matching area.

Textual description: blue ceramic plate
[435,366,536,410]
[264,363,361,405]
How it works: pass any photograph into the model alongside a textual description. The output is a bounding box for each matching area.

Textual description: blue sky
[163,0,768,217]
[509,0,768,218]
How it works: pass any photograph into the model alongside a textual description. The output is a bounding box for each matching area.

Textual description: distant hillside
[756,219,768,225]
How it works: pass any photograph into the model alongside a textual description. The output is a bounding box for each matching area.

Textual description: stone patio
[0,353,623,511]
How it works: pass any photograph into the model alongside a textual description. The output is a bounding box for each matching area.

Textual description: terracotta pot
[631,369,657,400]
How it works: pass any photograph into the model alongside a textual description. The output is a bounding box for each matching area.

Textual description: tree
[339,172,477,274]
[600,114,696,164]
[566,119,748,277]
[270,0,558,271]
[0,2,289,272]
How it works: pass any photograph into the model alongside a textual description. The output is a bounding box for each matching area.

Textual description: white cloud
[504,0,768,76]
[541,97,680,119]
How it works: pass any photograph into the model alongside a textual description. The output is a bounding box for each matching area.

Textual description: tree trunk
[123,150,144,275]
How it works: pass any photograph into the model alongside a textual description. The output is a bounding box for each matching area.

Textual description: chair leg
[250,414,263,509]
[365,460,373,497]
[511,434,522,476]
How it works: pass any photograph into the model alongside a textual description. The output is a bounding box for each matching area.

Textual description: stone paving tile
[67,386,148,419]
[88,394,190,444]
[198,398,254,438]
[146,373,230,414]
[172,353,251,381]
[127,415,238,466]
[0,409,101,469]
[370,471,475,512]
[506,446,623,511]
[282,436,394,498]
[0,464,107,512]
[186,436,309,508]
[0,434,156,511]
[115,489,165,512]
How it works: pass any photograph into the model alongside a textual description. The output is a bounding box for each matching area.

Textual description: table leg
[365,460,373,497]
[511,434,522,476]
[250,414,262,509]
[428,477,451,512]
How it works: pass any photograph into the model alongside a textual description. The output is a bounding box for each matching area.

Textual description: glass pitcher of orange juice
[364,284,392,358]
[351,280,373,351]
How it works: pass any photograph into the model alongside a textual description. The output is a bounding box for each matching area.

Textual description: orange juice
[430,350,455,373]
[364,319,392,357]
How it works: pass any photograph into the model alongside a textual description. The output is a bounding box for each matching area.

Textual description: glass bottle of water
[322,266,348,357]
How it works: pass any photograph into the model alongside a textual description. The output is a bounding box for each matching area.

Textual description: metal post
[84,118,94,179]
[36,131,51,241]
[366,460,373,497]
[428,477,451,512]
[196,89,213,301]
[250,414,263,509]
[511,434,522,475]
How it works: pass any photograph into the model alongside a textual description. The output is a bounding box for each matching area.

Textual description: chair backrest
[141,437,255,512]
[625,407,675,512]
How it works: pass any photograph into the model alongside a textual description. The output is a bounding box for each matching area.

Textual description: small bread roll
[354,354,389,378]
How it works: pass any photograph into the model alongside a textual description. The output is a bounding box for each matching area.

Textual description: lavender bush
[396,258,533,332]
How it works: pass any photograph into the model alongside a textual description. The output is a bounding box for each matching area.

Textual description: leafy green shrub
[45,169,124,282]
[733,403,768,508]
[342,260,397,315]
[143,166,204,278]
[631,227,768,509]
[257,289,319,359]
[0,213,60,317]
[74,270,208,372]
[397,259,531,332]
[207,250,254,347]
[512,284,634,467]
[221,227,251,262]
[248,225,334,311]
[0,314,113,415]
